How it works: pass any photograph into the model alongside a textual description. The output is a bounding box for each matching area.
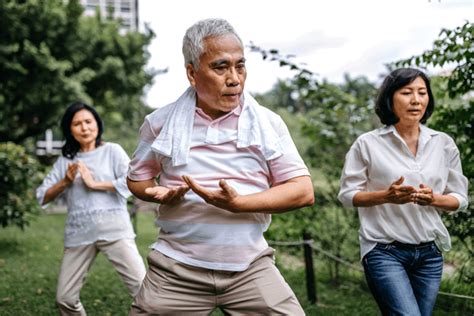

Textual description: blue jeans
[363,241,443,316]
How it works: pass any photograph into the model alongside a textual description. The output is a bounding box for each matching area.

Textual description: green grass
[0,213,472,315]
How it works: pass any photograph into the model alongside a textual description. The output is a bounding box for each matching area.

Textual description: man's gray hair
[182,18,243,70]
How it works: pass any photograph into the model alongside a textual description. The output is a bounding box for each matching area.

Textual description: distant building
[79,0,139,34]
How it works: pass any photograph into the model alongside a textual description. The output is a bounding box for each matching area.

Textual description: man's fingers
[144,187,156,195]
[183,176,207,195]
[393,176,404,186]
[219,179,231,192]
[182,175,194,188]
[176,185,190,197]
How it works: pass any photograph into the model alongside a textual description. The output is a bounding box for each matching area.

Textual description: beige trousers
[56,238,146,316]
[130,248,305,315]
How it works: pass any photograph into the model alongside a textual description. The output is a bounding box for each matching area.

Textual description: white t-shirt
[338,125,468,259]
[37,142,135,247]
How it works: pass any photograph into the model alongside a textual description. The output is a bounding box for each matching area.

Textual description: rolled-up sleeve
[267,117,310,184]
[338,140,368,207]
[444,142,469,212]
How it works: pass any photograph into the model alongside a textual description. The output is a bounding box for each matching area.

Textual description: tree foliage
[0,142,43,229]
[395,21,473,98]
[0,0,155,148]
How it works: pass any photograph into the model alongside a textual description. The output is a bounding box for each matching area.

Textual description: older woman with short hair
[338,68,468,316]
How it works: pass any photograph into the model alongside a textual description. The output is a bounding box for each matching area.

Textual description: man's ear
[186,64,196,88]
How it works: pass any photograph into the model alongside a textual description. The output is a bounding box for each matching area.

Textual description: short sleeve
[128,116,162,181]
[267,116,310,185]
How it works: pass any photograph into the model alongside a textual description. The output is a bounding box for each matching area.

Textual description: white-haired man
[127,18,314,315]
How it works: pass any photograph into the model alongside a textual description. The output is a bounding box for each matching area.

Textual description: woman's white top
[36,142,135,247]
[338,125,468,259]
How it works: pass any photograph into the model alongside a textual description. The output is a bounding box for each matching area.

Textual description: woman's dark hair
[375,68,435,125]
[60,101,104,159]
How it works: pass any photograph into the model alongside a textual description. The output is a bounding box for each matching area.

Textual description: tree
[0,142,43,229]
[395,21,473,98]
[0,0,155,148]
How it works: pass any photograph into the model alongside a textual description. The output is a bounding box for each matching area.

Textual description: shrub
[0,142,43,229]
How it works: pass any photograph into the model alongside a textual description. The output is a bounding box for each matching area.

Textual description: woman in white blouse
[338,68,468,316]
[37,102,146,315]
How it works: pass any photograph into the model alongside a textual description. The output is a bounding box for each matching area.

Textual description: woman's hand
[76,161,97,189]
[65,163,78,185]
[384,176,417,204]
[413,183,434,205]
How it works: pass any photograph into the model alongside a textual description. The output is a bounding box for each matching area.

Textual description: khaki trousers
[130,248,305,315]
[56,238,146,316]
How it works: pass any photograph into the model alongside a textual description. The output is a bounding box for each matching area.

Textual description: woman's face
[392,77,429,126]
[70,109,98,149]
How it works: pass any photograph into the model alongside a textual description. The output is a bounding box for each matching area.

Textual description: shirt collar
[195,102,242,121]
[377,124,439,137]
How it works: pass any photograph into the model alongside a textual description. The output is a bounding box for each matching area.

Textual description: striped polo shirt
[128,103,310,271]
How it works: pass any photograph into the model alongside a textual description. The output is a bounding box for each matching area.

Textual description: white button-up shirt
[338,124,468,259]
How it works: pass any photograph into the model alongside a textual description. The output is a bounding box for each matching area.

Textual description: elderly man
[127,18,314,315]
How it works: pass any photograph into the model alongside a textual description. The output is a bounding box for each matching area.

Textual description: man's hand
[144,184,189,204]
[182,175,241,212]
[413,183,434,206]
[384,176,417,204]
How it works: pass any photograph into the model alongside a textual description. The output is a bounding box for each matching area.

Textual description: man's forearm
[127,178,158,203]
[235,176,314,214]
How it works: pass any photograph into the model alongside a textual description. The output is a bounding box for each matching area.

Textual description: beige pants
[130,248,305,315]
[56,238,146,316]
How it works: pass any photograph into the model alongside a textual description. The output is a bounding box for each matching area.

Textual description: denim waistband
[390,240,434,249]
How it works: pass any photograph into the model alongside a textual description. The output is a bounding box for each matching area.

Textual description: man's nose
[226,68,239,87]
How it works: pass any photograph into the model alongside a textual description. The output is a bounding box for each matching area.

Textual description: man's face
[187,34,246,120]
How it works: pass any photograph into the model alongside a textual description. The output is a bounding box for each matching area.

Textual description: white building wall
[78,0,138,34]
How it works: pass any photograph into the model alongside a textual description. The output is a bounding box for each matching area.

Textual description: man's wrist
[378,190,389,204]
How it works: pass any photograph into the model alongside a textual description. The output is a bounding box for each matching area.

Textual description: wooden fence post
[303,231,317,304]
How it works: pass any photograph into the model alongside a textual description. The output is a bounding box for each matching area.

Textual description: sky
[138,0,472,108]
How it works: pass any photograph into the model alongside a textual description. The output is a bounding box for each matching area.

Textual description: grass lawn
[0,213,471,315]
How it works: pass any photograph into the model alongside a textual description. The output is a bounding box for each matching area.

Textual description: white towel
[151,87,283,166]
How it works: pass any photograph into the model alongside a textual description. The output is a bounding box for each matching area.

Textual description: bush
[0,142,43,229]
